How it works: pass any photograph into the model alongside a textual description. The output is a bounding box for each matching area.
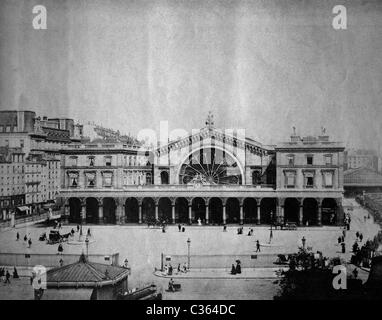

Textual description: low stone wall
[0,252,119,268]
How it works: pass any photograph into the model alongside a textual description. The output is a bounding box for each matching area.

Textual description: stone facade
[59,119,345,227]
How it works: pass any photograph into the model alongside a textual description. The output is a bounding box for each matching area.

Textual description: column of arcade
[65,196,342,226]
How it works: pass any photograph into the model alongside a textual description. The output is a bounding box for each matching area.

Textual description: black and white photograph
[0,0,382,304]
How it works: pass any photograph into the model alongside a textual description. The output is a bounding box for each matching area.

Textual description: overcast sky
[0,0,381,151]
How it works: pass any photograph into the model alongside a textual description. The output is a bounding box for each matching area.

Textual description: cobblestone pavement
[0,198,379,299]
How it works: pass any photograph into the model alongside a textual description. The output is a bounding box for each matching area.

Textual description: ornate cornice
[155,128,271,157]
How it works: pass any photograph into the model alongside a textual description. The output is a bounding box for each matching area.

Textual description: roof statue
[321,126,326,135]
[292,126,296,136]
[205,111,215,130]
[34,116,44,134]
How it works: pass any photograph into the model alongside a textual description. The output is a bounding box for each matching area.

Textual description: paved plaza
[0,199,379,299]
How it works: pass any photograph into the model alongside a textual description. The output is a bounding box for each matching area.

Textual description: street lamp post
[187,238,191,270]
[85,236,89,258]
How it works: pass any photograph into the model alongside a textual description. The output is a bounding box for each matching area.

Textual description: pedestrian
[342,229,346,239]
[337,236,342,244]
[352,267,358,279]
[341,242,346,253]
[57,243,63,255]
[16,232,19,241]
[235,260,241,274]
[24,235,27,242]
[28,238,32,248]
[269,226,273,244]
[76,224,80,232]
[223,224,227,232]
[87,228,91,237]
[177,264,181,273]
[356,231,359,239]
[168,278,175,292]
[5,270,11,284]
[231,264,236,275]
[302,236,306,249]
[59,259,64,267]
[256,240,261,252]
[359,233,363,242]
[13,267,19,279]
[178,224,181,232]
[182,226,185,232]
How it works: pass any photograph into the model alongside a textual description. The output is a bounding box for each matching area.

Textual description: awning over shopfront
[17,206,29,212]
[43,202,55,208]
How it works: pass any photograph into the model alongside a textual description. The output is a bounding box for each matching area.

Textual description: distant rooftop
[276,133,344,150]
[346,149,378,156]
[0,146,24,162]
[344,167,382,187]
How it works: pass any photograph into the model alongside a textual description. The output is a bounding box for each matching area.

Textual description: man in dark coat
[5,270,11,284]
[231,264,236,275]
[235,261,241,274]
[256,240,261,252]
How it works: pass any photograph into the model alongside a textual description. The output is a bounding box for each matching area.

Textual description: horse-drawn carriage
[166,281,181,292]
[117,284,162,300]
[146,218,168,229]
[275,254,290,265]
[282,222,298,230]
[39,232,47,241]
[273,221,297,230]
[45,230,71,244]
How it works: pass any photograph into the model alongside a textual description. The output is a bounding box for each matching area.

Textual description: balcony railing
[62,184,276,191]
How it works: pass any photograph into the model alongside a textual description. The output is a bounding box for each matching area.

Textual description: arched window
[252,171,261,185]
[160,171,169,185]
[146,173,152,185]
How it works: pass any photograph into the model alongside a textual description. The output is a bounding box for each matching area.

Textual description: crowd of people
[344,213,352,231]
[163,262,188,276]
[230,260,241,275]
[0,267,19,285]
[13,221,95,265]
[351,233,377,268]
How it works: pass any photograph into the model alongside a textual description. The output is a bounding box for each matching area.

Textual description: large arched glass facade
[179,147,242,185]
